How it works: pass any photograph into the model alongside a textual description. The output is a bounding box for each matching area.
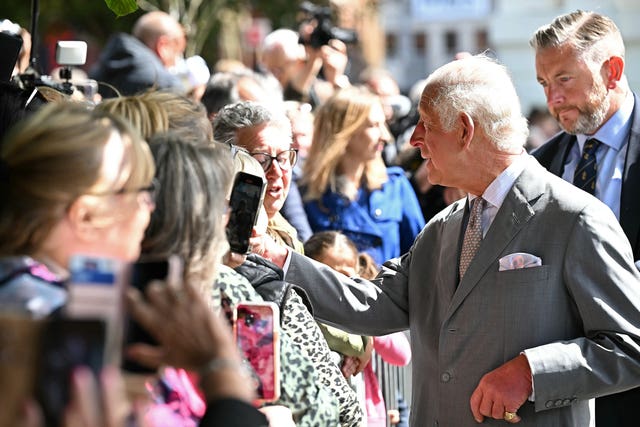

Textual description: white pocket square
[499,252,542,271]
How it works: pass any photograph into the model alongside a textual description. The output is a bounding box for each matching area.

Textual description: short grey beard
[563,92,610,136]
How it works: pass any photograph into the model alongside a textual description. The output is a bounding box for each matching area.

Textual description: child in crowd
[305,230,412,426]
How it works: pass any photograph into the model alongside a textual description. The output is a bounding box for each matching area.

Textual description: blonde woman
[301,86,425,265]
[0,102,155,317]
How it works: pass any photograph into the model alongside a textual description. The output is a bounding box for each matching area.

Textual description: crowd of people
[1,7,640,427]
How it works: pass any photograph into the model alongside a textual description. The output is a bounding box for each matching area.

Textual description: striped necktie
[459,197,485,279]
[573,138,600,195]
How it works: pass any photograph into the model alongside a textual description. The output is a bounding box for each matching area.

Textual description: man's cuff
[521,351,535,402]
[282,247,293,273]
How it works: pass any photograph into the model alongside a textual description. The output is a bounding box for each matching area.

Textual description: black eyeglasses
[250,149,298,172]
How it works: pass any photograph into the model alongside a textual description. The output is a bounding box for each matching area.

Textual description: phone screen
[234,302,280,402]
[226,172,265,254]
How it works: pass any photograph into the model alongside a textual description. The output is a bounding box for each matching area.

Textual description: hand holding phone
[35,319,107,427]
[122,255,182,373]
[234,302,280,403]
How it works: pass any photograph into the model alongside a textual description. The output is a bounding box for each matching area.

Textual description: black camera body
[299,1,358,48]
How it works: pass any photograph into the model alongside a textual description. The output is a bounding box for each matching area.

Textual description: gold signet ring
[504,411,517,421]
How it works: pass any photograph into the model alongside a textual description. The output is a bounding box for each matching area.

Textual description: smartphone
[66,255,125,366]
[121,255,182,373]
[226,172,266,254]
[0,315,45,427]
[35,318,107,427]
[234,301,280,403]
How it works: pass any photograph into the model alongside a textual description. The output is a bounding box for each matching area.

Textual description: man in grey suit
[530,12,640,425]
[257,54,640,426]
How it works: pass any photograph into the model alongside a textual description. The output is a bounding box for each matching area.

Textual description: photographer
[258,4,356,109]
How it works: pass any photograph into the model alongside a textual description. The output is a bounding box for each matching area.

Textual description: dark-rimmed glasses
[250,149,298,173]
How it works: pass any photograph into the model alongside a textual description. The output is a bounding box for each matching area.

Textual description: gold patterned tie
[459,197,485,279]
[573,138,600,195]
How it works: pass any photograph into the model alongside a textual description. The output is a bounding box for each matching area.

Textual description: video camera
[16,40,97,100]
[298,1,358,49]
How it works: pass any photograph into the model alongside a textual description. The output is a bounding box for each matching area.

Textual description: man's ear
[459,112,475,149]
[604,56,624,89]
[155,35,173,65]
[66,197,98,242]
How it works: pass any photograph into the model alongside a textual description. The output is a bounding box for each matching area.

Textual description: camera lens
[244,313,255,326]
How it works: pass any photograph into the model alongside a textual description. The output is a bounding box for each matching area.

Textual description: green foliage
[252,0,306,29]
[104,0,139,17]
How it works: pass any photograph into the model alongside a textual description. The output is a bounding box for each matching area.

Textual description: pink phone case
[234,301,280,403]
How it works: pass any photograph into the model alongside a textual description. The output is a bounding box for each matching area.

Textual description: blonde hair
[142,134,232,296]
[0,102,154,255]
[96,90,213,142]
[302,86,388,201]
[96,92,169,139]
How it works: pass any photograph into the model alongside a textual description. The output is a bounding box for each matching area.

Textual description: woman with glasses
[213,101,365,427]
[135,133,341,426]
[301,86,425,266]
[0,102,156,317]
[0,100,155,423]
[213,101,305,253]
[96,93,339,424]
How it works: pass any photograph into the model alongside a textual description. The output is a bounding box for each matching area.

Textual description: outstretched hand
[469,354,532,423]
[125,279,236,371]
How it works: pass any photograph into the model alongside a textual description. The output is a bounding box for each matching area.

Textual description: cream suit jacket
[284,157,640,427]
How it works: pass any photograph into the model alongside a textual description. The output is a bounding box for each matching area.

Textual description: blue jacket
[304,167,425,265]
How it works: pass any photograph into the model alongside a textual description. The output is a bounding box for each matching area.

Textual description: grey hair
[529,10,625,65]
[423,54,529,151]
[212,101,292,148]
[141,132,233,292]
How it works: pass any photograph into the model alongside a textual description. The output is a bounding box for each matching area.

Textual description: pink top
[364,332,411,427]
[143,367,206,427]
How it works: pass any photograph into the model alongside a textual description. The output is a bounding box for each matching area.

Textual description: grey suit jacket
[285,157,640,426]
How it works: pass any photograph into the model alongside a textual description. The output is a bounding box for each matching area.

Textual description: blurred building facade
[380,0,640,114]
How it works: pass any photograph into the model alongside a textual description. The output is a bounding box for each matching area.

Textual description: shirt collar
[468,151,529,210]
[576,91,634,151]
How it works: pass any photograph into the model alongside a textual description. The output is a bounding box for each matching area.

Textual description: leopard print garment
[215,265,340,426]
[281,290,365,427]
